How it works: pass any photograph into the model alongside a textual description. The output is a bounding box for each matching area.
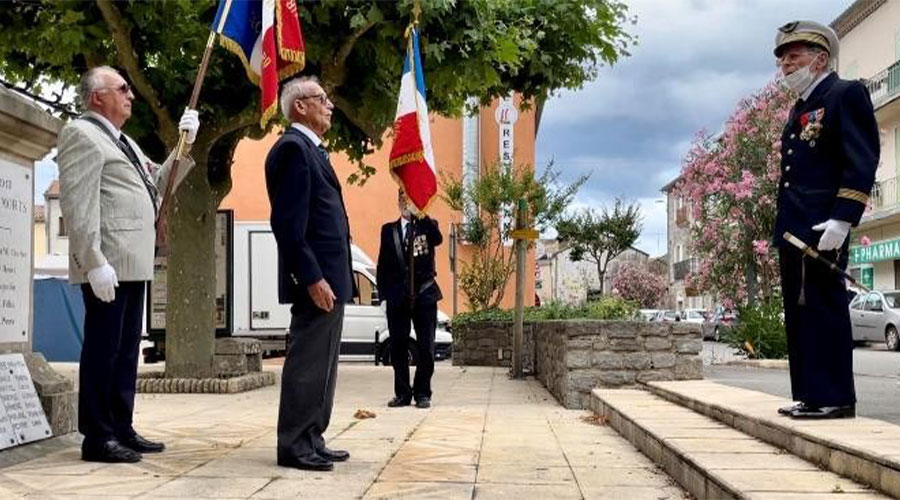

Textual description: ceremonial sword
[783,231,870,293]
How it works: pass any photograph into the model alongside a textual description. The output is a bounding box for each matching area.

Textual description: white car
[680,309,707,324]
[640,309,661,321]
[296,257,453,364]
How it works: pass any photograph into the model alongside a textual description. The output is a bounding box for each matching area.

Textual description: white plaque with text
[0,159,32,343]
[0,354,51,447]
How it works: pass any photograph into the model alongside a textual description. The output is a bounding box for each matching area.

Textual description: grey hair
[280,75,320,121]
[78,66,119,110]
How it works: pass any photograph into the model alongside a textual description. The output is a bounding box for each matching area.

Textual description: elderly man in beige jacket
[57,66,199,463]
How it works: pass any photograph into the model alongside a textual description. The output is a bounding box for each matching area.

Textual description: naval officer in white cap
[772,20,879,419]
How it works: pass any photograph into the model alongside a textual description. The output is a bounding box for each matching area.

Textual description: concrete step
[645,380,900,498]
[591,388,888,499]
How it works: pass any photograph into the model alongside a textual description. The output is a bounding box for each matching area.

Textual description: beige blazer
[57,117,194,284]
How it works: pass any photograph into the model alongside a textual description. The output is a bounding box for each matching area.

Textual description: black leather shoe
[415,397,431,409]
[82,439,142,463]
[388,396,412,407]
[317,447,349,462]
[278,454,334,471]
[790,405,856,419]
[778,402,807,416]
[120,433,165,453]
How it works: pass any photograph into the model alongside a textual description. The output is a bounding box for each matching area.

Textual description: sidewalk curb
[724,359,789,370]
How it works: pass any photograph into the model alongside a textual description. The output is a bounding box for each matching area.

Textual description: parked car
[703,309,739,341]
[680,309,707,324]
[657,310,680,322]
[849,290,900,350]
[375,310,453,366]
[639,309,661,321]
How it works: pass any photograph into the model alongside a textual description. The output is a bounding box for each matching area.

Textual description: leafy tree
[556,199,642,295]
[0,0,632,377]
[442,161,587,311]
[610,262,666,308]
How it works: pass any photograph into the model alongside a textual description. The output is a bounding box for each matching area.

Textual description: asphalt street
[704,341,900,425]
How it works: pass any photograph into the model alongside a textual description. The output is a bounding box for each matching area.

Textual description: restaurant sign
[850,238,900,265]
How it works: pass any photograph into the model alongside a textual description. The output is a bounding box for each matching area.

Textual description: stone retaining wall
[451,321,535,373]
[454,319,703,409]
[538,321,702,409]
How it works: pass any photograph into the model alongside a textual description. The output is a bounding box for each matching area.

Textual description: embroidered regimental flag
[212,0,305,128]
[388,27,437,214]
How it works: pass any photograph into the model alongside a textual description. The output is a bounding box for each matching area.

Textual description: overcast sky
[536,0,851,257]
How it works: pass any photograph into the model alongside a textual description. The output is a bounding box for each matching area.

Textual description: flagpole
[405,6,420,308]
[156,0,234,256]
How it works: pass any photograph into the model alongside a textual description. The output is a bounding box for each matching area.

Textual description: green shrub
[452,296,638,327]
[585,296,640,320]
[722,297,787,359]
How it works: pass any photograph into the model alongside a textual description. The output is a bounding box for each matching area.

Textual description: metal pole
[512,200,527,379]
[450,223,458,317]
[155,0,234,256]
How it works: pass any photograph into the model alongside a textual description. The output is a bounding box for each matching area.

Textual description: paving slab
[0,364,683,499]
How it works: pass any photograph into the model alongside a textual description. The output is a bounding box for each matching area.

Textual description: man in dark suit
[772,21,879,419]
[265,76,354,471]
[377,192,443,409]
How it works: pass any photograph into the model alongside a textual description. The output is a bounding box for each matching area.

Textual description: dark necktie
[316,144,329,162]
[118,133,142,167]
[404,221,414,252]
[118,133,159,212]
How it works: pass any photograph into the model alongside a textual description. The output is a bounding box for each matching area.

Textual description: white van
[233,224,452,363]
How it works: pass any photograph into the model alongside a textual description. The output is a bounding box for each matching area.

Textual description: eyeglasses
[301,93,330,105]
[776,50,820,67]
[96,83,132,95]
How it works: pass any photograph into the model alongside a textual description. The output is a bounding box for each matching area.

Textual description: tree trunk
[164,154,217,379]
[745,260,758,308]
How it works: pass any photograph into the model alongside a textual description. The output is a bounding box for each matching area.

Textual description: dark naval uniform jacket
[376,216,443,305]
[774,72,879,247]
[775,72,879,409]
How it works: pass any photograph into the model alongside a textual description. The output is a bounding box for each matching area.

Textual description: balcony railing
[672,258,698,281]
[865,59,900,110]
[867,176,900,213]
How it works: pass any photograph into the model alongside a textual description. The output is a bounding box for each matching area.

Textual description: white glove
[179,108,200,144]
[87,263,118,303]
[812,219,851,251]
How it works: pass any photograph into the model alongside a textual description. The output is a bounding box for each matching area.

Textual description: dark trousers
[779,245,856,407]
[79,281,145,445]
[277,303,343,460]
[387,300,436,401]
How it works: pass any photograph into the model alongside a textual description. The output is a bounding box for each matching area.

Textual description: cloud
[537,0,850,256]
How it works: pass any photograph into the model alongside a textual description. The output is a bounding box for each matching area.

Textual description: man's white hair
[280,75,320,121]
[78,66,119,110]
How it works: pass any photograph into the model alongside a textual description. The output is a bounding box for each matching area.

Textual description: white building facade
[835,1,900,290]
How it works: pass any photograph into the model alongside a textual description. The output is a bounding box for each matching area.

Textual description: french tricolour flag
[389,27,437,213]
[212,0,305,128]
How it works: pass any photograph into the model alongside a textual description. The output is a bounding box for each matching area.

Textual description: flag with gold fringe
[388,26,437,214]
[212,0,305,127]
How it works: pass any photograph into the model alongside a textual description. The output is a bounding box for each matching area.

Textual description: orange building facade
[221,97,536,315]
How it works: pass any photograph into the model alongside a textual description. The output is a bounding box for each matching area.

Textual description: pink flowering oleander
[675,80,792,307]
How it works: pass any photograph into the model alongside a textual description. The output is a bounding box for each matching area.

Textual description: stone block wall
[452,321,535,373]
[541,321,702,408]
[454,319,703,409]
